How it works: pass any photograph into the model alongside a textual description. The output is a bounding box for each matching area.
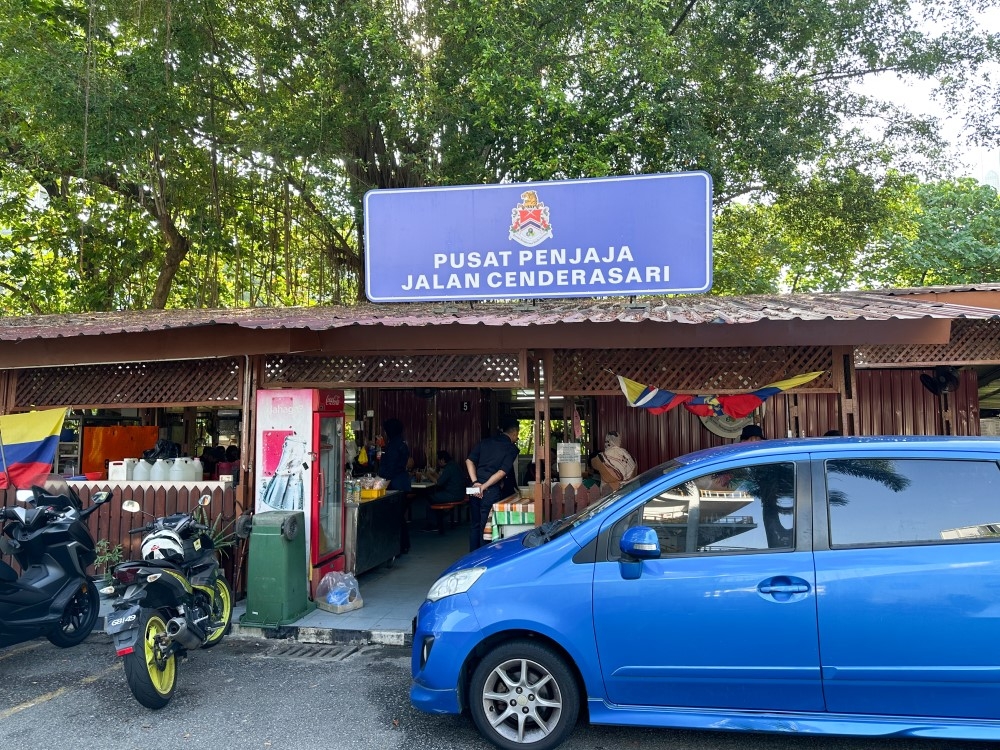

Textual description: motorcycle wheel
[122,608,177,709]
[201,577,233,649]
[47,579,100,648]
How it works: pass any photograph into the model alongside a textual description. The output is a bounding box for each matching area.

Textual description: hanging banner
[618,372,825,420]
[364,172,713,302]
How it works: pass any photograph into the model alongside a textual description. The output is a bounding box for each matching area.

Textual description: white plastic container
[108,458,139,481]
[150,458,172,481]
[191,457,204,481]
[169,457,190,481]
[133,460,151,482]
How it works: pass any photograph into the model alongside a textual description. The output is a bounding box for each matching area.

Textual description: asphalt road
[0,634,987,750]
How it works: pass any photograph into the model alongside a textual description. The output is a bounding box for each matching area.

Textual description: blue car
[411,436,1000,749]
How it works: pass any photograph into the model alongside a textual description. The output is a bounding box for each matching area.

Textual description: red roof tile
[0,290,997,342]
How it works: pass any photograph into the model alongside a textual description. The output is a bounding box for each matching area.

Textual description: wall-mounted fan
[920,366,960,396]
[699,413,754,439]
[413,387,437,399]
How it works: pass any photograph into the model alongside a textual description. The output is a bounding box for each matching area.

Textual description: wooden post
[832,346,858,435]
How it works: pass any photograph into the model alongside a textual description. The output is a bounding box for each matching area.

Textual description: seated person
[431,451,466,503]
[590,431,637,492]
[199,447,218,479]
[430,450,468,532]
[210,445,227,480]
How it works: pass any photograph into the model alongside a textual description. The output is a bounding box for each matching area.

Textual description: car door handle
[758,583,809,594]
[757,576,811,598]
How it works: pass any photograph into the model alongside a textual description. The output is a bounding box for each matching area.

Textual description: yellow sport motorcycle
[105,495,233,709]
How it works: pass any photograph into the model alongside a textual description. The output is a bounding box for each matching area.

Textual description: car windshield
[523,460,684,546]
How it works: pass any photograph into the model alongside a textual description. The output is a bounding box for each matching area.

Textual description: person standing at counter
[466,416,520,551]
[378,418,412,554]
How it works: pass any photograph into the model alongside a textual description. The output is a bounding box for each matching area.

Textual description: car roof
[674,435,1000,469]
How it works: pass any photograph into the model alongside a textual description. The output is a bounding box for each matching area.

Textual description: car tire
[469,639,579,750]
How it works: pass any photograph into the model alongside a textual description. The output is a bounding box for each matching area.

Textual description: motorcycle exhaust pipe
[166,617,206,650]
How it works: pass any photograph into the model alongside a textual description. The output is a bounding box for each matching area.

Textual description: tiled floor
[291,522,468,634]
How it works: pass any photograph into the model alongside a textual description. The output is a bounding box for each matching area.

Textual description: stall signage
[363,172,712,302]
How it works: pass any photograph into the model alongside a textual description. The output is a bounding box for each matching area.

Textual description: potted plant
[192,503,237,558]
[93,539,124,593]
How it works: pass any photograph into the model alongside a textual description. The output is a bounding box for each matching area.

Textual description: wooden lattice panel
[265,352,524,387]
[856,319,1000,367]
[551,346,835,395]
[14,358,242,409]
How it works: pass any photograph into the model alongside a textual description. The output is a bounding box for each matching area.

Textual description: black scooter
[0,476,110,649]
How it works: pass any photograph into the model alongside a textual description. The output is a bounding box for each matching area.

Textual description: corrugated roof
[0,290,996,342]
[869,283,1000,296]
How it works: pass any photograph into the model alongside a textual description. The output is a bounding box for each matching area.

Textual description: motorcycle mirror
[122,500,142,513]
[14,490,33,504]
[92,491,112,505]
[198,494,212,507]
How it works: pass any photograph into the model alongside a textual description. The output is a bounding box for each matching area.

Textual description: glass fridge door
[314,414,344,561]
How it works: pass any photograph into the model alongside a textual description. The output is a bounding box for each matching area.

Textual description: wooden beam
[0,318,955,368]
[311,318,954,353]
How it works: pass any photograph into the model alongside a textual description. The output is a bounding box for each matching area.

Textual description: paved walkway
[99,521,469,648]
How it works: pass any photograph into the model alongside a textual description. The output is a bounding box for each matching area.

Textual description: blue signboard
[363,172,712,302]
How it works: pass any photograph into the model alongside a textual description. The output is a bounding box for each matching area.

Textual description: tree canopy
[1,0,998,313]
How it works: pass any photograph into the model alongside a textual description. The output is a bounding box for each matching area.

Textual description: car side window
[826,458,1000,547]
[609,462,796,558]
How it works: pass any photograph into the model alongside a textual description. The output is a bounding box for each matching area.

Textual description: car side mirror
[620,526,660,560]
[619,526,659,580]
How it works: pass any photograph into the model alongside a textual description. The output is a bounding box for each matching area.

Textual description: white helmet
[140,530,185,562]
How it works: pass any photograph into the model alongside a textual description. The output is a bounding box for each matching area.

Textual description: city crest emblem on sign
[508,190,553,247]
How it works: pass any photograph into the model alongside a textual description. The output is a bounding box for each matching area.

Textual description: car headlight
[427,566,486,602]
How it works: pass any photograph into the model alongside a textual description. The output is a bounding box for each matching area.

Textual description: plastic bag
[316,571,360,606]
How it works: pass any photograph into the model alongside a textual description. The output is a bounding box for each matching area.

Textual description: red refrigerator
[255,389,346,591]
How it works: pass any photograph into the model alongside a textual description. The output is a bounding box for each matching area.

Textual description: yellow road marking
[0,663,121,721]
[0,642,44,662]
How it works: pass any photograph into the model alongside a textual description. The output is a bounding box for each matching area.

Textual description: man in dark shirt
[432,450,466,503]
[466,416,520,551]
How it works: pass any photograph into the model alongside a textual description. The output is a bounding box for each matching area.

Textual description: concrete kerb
[230,621,410,647]
[98,602,412,648]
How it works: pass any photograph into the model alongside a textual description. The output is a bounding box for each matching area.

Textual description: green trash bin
[239,510,315,627]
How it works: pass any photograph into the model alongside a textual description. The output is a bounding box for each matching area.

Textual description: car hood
[438,534,530,577]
